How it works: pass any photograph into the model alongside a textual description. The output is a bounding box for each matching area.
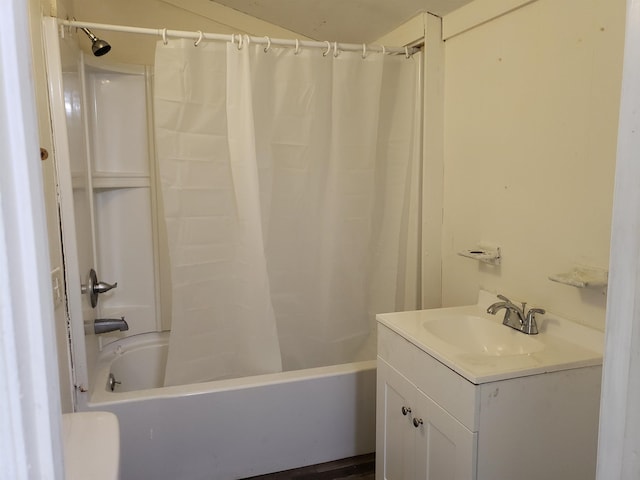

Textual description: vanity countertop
[376,291,603,384]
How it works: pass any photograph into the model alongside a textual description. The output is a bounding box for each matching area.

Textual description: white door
[42,17,97,407]
[413,388,477,480]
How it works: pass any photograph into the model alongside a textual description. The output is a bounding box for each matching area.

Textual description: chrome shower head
[80,27,111,57]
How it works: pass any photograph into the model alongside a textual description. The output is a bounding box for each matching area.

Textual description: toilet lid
[62,411,120,480]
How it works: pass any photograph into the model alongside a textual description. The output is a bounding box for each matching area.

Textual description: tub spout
[94,317,129,335]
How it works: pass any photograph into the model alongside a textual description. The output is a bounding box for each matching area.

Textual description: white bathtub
[86,332,376,480]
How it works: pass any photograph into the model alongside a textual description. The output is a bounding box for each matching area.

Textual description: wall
[441,0,625,330]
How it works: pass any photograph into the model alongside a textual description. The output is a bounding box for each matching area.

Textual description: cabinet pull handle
[401,406,411,416]
[413,418,423,428]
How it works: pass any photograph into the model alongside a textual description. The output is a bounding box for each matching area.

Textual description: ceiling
[210,0,475,43]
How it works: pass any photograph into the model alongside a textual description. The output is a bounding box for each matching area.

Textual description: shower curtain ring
[294,39,300,55]
[323,41,331,57]
[405,46,410,59]
[161,28,168,45]
[333,41,339,57]
[264,36,271,53]
[381,45,386,55]
[237,34,244,50]
[362,43,367,59]
[244,35,251,46]
[194,31,203,47]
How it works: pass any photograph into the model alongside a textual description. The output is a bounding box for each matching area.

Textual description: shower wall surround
[84,64,161,341]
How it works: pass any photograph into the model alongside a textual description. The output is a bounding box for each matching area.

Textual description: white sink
[422,314,545,356]
[377,290,603,384]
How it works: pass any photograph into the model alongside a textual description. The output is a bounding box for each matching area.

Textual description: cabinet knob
[401,406,411,416]
[413,418,423,428]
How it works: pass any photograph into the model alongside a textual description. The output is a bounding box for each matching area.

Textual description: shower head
[80,27,111,57]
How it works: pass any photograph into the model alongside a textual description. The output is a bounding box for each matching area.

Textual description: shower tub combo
[48,48,384,480]
[88,332,376,479]
[44,16,419,480]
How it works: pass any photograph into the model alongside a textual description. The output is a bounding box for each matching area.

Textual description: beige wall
[441,0,625,330]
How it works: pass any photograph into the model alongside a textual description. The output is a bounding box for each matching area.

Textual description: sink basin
[422,315,544,356]
[376,290,604,384]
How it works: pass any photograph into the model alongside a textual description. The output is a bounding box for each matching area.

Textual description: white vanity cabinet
[376,323,602,480]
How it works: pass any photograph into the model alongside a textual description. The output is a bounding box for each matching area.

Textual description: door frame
[42,16,92,404]
[0,4,64,479]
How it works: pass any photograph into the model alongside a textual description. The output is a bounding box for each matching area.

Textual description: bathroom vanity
[376,291,603,480]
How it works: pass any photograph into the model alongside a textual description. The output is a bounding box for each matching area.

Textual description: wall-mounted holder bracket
[457,245,501,265]
[548,266,608,288]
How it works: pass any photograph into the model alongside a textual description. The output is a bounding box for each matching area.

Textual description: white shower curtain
[154,39,420,386]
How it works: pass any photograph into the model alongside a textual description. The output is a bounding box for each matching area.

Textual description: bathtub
[85,332,377,480]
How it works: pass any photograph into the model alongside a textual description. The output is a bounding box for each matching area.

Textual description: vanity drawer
[378,323,479,431]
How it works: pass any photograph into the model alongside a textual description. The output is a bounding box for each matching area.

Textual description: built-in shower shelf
[92,173,150,189]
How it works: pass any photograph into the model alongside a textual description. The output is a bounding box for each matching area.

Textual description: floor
[245,454,375,480]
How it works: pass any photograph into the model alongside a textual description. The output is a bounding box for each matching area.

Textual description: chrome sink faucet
[487,294,545,335]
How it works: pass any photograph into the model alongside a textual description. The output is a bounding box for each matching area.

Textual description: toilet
[61,411,120,480]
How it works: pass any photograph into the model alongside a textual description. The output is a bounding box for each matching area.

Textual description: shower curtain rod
[59,19,419,57]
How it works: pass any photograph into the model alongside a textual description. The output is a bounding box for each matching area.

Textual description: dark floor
[244,454,375,480]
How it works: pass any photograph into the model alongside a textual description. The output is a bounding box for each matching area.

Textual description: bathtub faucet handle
[94,280,118,294]
[81,268,118,308]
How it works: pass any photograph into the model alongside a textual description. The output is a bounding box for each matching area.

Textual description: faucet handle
[497,294,527,313]
[94,280,118,294]
[524,308,546,334]
[81,268,118,308]
[527,307,546,318]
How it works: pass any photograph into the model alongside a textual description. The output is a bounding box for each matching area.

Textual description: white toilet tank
[62,411,120,480]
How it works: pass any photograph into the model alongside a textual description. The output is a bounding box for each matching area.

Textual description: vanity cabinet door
[377,359,416,480]
[377,359,477,480]
[413,388,477,480]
